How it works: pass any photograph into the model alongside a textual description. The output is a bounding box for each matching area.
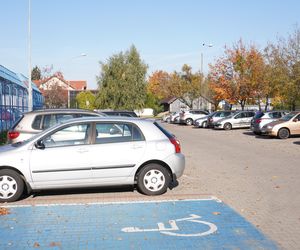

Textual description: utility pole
[28,0,32,111]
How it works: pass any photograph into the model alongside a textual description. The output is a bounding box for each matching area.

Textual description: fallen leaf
[0,207,10,216]
[33,242,40,248]
[49,242,61,247]
[212,212,221,215]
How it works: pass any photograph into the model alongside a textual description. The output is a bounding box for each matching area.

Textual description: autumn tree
[208,40,266,110]
[172,64,202,108]
[265,26,300,110]
[147,71,172,100]
[95,45,148,110]
[44,83,66,108]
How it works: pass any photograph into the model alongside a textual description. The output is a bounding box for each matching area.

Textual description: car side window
[94,123,144,144]
[42,123,90,148]
[42,115,56,129]
[32,115,42,130]
[235,113,243,119]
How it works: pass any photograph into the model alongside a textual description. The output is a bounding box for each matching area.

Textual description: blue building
[0,64,44,131]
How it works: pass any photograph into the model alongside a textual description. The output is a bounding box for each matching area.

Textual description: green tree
[144,92,163,115]
[31,66,41,80]
[75,91,96,110]
[95,45,148,110]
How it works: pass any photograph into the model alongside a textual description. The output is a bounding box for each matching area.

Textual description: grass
[0,131,7,145]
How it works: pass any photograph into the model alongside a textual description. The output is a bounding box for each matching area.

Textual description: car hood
[0,144,17,153]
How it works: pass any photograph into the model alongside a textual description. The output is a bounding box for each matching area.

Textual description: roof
[0,65,41,93]
[34,77,86,90]
[0,64,23,86]
[160,97,177,104]
[68,80,87,90]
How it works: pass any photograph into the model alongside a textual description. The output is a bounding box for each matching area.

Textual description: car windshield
[280,112,297,121]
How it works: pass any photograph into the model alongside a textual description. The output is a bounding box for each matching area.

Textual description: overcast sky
[1,0,300,89]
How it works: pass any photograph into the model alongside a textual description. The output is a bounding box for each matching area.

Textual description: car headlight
[267,125,273,130]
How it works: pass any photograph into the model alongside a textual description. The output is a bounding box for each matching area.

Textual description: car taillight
[255,119,262,124]
[8,131,20,140]
[170,137,181,153]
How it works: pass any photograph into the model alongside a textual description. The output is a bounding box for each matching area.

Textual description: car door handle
[77,148,89,153]
[131,144,143,149]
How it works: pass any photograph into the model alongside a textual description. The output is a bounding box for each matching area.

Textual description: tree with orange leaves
[208,40,266,110]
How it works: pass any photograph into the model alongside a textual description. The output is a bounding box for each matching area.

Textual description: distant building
[0,64,43,131]
[34,76,87,108]
[161,96,213,113]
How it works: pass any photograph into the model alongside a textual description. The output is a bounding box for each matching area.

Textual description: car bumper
[164,153,185,179]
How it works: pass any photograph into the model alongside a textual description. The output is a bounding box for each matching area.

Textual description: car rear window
[12,115,24,129]
[254,112,264,119]
[154,122,173,139]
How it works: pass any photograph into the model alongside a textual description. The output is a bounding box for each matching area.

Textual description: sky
[1,0,300,89]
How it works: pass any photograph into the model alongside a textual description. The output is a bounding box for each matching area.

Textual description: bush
[0,131,7,145]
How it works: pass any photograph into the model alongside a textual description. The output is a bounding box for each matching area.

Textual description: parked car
[169,112,180,124]
[214,111,255,130]
[179,109,209,125]
[194,113,215,128]
[261,111,300,139]
[0,117,185,202]
[99,110,138,117]
[7,109,105,144]
[251,111,287,135]
[162,112,175,123]
[207,110,237,128]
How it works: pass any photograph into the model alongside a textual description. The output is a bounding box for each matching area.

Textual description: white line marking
[1,196,222,208]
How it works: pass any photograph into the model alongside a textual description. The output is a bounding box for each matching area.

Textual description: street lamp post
[201,43,213,75]
[28,0,32,112]
[67,53,87,108]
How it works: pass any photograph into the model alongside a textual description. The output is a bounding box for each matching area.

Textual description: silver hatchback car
[214,111,255,130]
[0,117,185,202]
[7,109,105,144]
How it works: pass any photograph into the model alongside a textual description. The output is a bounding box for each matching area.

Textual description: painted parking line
[0,198,277,249]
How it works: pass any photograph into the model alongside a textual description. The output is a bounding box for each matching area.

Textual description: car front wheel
[224,123,232,130]
[277,128,290,139]
[0,169,24,202]
[186,118,193,126]
[137,164,171,195]
[202,121,207,128]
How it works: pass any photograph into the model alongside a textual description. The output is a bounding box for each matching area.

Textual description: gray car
[214,111,255,130]
[251,111,287,135]
[7,109,105,144]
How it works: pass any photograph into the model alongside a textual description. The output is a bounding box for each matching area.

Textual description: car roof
[24,109,103,115]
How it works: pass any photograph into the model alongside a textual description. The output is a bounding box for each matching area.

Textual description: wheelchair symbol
[121,214,217,237]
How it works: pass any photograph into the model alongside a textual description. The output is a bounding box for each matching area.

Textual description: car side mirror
[293,118,299,122]
[35,140,45,150]
[109,127,121,135]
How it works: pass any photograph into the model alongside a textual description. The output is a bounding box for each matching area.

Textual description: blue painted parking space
[0,198,277,249]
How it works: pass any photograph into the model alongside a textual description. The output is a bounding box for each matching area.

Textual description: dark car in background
[99,110,138,117]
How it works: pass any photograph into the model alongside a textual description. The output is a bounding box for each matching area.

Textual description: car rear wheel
[186,118,193,126]
[224,122,232,130]
[0,169,24,202]
[137,164,171,196]
[277,128,290,139]
[202,121,207,128]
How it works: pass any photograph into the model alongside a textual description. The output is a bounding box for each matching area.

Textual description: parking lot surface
[2,122,300,249]
[1,198,277,249]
